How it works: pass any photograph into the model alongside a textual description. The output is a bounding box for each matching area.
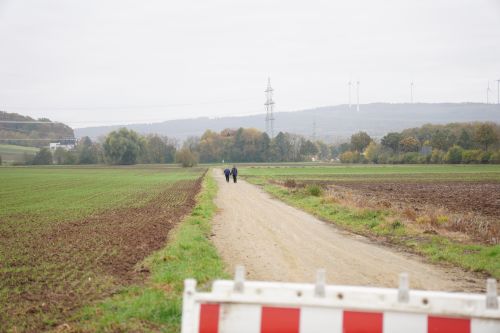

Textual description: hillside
[0,111,74,147]
[75,103,500,142]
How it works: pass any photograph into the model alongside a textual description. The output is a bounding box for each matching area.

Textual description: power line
[0,109,271,127]
[0,138,63,141]
[0,120,58,124]
[1,98,254,111]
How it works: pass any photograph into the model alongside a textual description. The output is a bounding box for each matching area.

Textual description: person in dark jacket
[223,167,231,182]
[230,165,238,183]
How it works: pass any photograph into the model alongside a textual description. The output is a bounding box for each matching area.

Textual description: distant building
[49,138,76,151]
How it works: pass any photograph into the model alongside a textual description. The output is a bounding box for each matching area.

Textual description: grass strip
[255,180,500,280]
[75,173,226,332]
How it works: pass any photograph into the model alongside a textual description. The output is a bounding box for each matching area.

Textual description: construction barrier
[181,267,500,333]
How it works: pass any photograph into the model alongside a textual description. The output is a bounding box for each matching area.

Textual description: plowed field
[333,181,500,218]
[0,166,205,332]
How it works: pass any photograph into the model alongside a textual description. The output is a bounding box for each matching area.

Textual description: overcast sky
[0,0,499,127]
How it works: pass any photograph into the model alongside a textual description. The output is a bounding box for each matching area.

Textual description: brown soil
[332,182,500,218]
[1,177,202,333]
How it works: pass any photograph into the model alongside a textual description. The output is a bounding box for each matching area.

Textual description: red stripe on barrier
[343,311,383,333]
[428,316,470,333]
[199,303,220,333]
[261,306,300,333]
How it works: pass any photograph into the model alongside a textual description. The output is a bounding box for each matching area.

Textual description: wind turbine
[497,79,500,104]
[410,82,414,104]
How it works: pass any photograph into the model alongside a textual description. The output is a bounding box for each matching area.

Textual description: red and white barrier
[181,267,500,333]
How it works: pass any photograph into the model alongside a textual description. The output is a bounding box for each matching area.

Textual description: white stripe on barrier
[219,304,260,333]
[192,303,201,333]
[300,306,342,333]
[384,312,426,333]
[471,318,500,333]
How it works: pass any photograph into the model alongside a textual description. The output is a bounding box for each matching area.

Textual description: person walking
[230,165,238,183]
[223,167,231,182]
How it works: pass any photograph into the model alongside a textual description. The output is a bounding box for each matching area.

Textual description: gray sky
[0,0,499,127]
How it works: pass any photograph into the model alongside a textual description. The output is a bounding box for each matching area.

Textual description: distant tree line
[186,128,324,163]
[8,122,500,166]
[1,127,319,166]
[337,122,500,164]
[29,127,325,166]
[19,128,178,166]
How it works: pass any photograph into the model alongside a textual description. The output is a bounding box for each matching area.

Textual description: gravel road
[211,169,483,292]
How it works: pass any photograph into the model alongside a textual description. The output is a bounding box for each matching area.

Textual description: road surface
[211,169,483,292]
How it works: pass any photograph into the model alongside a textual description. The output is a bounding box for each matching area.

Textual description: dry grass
[324,183,499,245]
[449,215,500,244]
[402,208,417,221]
[274,179,500,245]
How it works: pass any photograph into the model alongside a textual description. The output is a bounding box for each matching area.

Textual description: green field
[240,164,500,182]
[0,165,202,224]
[0,165,207,332]
[0,144,39,164]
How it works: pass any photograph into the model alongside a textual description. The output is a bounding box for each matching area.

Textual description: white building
[49,139,76,151]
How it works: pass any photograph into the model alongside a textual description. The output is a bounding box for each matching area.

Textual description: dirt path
[211,169,484,292]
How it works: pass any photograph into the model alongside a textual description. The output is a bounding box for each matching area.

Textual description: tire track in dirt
[211,169,483,292]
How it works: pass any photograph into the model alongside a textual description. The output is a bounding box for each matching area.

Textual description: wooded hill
[0,111,74,147]
[75,103,500,142]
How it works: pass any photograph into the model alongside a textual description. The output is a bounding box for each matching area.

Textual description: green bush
[481,151,492,164]
[307,184,322,197]
[53,147,77,165]
[377,152,391,164]
[445,145,463,164]
[430,149,445,164]
[390,220,404,230]
[175,148,199,167]
[32,148,52,165]
[461,149,483,164]
[388,154,403,164]
[339,151,355,163]
[401,152,421,164]
[489,151,500,164]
